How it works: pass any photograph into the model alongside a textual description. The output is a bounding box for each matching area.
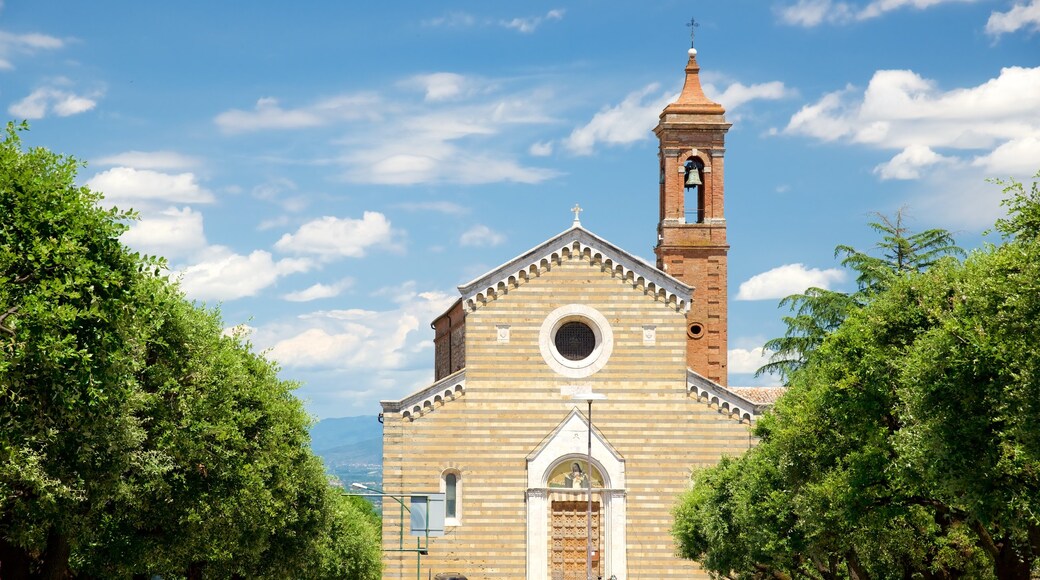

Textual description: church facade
[379,47,780,580]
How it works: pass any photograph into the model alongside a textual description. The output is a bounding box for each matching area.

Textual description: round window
[554,321,596,361]
[688,322,705,339]
[538,305,614,378]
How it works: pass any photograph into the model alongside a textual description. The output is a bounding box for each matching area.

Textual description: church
[379,45,782,580]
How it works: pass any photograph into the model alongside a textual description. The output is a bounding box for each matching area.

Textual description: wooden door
[550,500,601,580]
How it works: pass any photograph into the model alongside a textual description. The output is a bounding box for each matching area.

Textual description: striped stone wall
[382,252,752,579]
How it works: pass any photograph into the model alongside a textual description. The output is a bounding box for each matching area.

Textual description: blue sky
[3,0,1038,419]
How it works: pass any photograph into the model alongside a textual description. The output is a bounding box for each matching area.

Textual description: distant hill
[310,415,382,489]
[310,415,382,452]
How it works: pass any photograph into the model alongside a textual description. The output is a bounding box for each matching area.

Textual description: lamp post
[572,392,606,580]
[350,482,427,580]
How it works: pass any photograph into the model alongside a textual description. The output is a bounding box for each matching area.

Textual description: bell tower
[654,44,731,385]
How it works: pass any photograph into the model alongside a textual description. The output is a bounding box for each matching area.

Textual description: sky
[2,0,1038,419]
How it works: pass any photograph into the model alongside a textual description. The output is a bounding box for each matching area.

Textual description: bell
[685,170,702,187]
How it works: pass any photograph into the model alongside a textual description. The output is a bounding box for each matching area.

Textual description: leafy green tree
[0,121,159,579]
[678,176,1040,579]
[758,210,962,381]
[0,123,382,579]
[312,494,382,580]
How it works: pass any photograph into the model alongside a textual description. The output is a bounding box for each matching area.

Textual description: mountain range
[310,415,382,489]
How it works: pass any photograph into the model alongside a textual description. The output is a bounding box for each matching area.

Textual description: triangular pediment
[526,408,625,489]
[457,224,693,313]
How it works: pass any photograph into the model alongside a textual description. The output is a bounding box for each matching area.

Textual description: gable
[526,408,625,489]
[457,225,693,315]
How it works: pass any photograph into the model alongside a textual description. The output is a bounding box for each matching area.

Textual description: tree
[0,123,382,579]
[0,121,158,579]
[758,210,962,381]
[312,495,382,580]
[677,176,1040,579]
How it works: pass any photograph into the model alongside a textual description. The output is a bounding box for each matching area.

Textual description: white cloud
[728,347,773,373]
[460,224,505,247]
[259,286,456,371]
[785,85,858,141]
[274,212,395,259]
[94,150,200,171]
[874,144,955,180]
[779,0,854,25]
[213,93,382,134]
[86,167,215,206]
[986,0,1040,37]
[8,87,98,119]
[392,201,469,215]
[232,74,556,186]
[0,30,64,70]
[778,0,978,27]
[121,206,207,261]
[530,141,553,156]
[785,67,1040,178]
[501,9,565,33]
[972,136,1040,175]
[177,247,312,301]
[252,178,308,213]
[214,97,323,133]
[283,279,354,302]
[422,12,478,28]
[736,263,846,300]
[344,117,559,185]
[564,84,674,155]
[406,72,473,102]
[708,81,791,110]
[857,0,978,20]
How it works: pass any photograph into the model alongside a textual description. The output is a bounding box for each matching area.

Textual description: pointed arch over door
[526,409,627,580]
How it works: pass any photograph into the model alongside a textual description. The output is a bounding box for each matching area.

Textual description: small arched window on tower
[683,157,706,223]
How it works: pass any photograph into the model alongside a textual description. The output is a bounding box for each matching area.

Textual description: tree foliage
[676,175,1040,579]
[758,210,963,381]
[0,122,381,579]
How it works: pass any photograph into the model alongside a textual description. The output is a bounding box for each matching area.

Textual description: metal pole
[350,484,423,580]
[587,399,593,580]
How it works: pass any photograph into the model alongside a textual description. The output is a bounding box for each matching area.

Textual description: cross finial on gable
[571,203,582,226]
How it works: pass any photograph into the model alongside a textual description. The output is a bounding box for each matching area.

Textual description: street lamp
[349,482,429,579]
[572,392,606,580]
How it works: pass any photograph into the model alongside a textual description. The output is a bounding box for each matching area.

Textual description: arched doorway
[526,410,627,579]
[547,460,606,579]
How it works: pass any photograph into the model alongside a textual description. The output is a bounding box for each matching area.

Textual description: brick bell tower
[654,43,731,385]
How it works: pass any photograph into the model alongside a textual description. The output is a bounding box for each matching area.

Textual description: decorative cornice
[457,225,693,314]
[687,369,777,422]
[380,369,465,421]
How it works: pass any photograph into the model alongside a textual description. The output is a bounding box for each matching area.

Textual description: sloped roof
[687,368,785,421]
[728,387,786,406]
[457,224,694,313]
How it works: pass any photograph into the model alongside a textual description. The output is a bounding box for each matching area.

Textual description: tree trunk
[187,561,205,580]
[992,545,1033,580]
[845,549,870,580]
[0,534,33,580]
[39,528,70,580]
[972,521,1034,580]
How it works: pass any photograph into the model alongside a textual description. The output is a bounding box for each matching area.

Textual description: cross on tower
[571,203,583,225]
[686,17,699,48]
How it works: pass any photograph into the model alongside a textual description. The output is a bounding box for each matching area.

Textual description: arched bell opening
[683,156,706,223]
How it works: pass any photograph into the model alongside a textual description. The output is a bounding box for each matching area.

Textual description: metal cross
[569,203,586,223]
[686,17,699,48]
